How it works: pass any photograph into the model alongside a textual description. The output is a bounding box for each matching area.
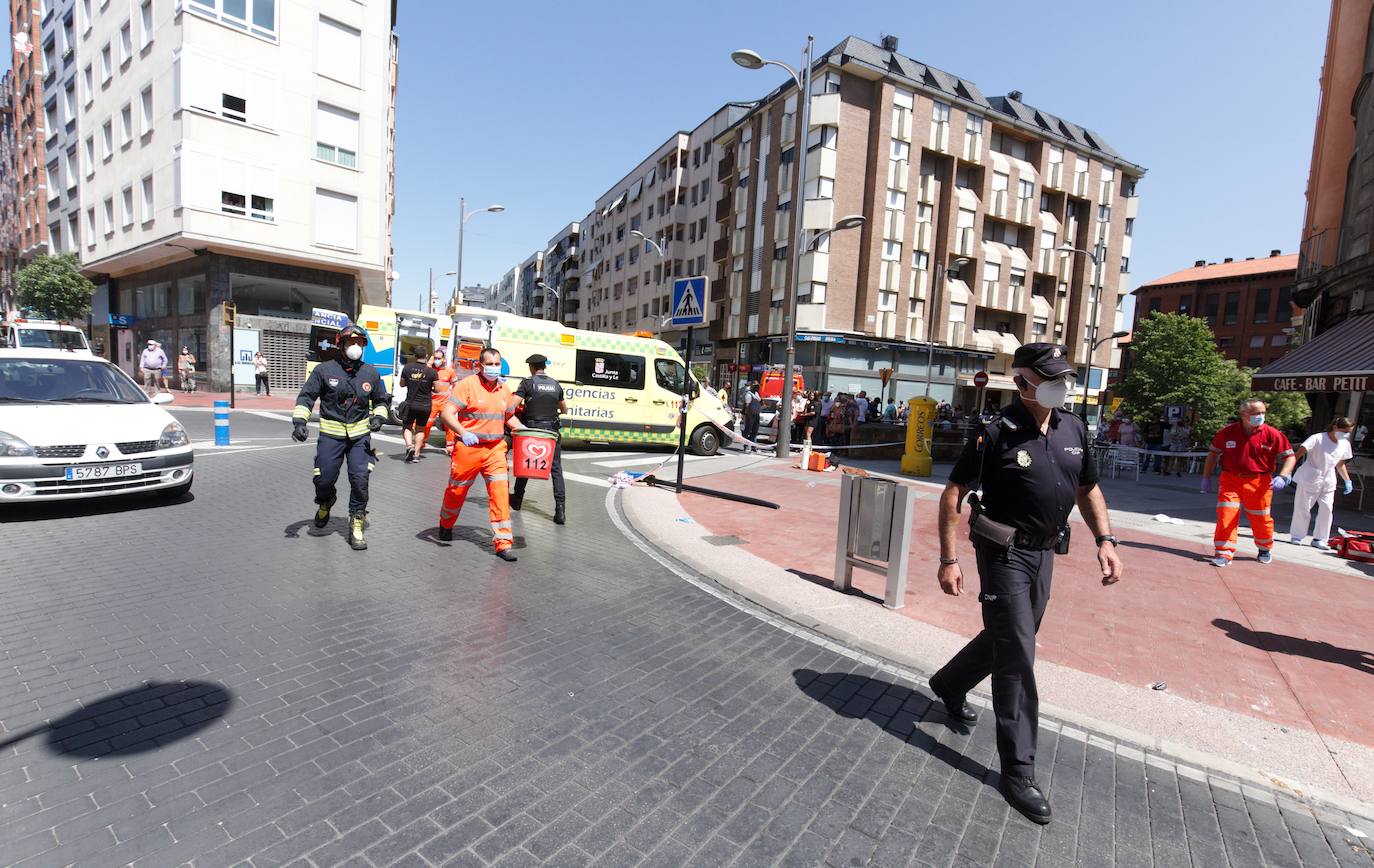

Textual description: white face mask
[1024,376,1071,409]
[1336,431,1351,441]
[1249,414,1265,427]
[343,344,363,361]
[481,364,502,380]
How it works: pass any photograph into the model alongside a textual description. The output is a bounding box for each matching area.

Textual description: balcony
[714,195,731,223]
[716,154,735,182]
[1044,162,1063,190]
[670,202,689,224]
[713,237,729,262]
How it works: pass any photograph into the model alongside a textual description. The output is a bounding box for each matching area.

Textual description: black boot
[1001,775,1052,824]
[509,489,524,511]
[438,526,452,542]
[313,496,336,528]
[554,501,566,525]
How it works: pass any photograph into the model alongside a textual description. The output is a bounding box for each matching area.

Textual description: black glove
[368,415,383,432]
[292,421,308,442]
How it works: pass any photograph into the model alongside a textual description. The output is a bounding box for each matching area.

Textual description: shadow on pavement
[0,681,232,759]
[415,526,526,551]
[792,669,986,780]
[785,568,887,605]
[283,517,347,541]
[0,490,193,523]
[1119,538,1211,563]
[1212,619,1374,675]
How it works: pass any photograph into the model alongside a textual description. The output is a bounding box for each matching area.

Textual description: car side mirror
[152,392,174,405]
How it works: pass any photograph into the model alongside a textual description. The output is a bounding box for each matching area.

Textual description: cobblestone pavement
[0,412,1370,867]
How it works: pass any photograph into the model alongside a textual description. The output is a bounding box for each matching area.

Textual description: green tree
[16,253,96,322]
[1118,312,1247,442]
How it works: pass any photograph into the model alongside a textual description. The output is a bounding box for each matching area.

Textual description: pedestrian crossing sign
[670,276,707,327]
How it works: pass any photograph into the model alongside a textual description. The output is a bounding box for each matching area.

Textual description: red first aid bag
[511,429,557,480]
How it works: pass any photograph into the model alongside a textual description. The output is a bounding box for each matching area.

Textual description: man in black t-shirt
[510,354,568,524]
[399,351,438,463]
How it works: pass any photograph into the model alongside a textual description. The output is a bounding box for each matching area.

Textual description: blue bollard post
[214,400,230,446]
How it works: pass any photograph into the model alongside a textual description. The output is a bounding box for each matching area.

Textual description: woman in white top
[1288,417,1355,550]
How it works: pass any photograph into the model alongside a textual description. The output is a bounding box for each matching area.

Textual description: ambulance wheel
[690,425,721,456]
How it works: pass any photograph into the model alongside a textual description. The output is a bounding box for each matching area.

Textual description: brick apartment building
[9,0,48,265]
[0,69,21,315]
[708,36,1144,409]
[1132,251,1300,369]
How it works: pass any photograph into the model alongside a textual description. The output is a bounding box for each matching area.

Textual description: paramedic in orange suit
[423,349,459,454]
[437,346,525,561]
[1199,397,1296,568]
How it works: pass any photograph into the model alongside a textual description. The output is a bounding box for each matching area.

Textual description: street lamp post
[450,197,505,354]
[922,257,971,397]
[1059,239,1108,418]
[733,38,815,458]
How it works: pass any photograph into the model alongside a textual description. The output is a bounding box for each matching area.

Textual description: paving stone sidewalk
[0,416,1370,866]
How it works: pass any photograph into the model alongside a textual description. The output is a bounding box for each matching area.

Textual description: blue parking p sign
[669,276,706,327]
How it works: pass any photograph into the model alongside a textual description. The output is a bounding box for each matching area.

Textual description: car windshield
[17,328,88,351]
[0,358,148,403]
[761,399,780,412]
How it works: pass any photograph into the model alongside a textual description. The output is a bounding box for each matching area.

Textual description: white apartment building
[576,102,749,363]
[55,0,396,391]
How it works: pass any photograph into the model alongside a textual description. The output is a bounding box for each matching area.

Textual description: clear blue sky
[393,0,1327,310]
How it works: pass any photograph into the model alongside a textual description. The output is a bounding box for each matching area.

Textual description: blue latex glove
[1270,475,1290,492]
[1199,476,1213,494]
[461,432,479,447]
[1344,478,1354,496]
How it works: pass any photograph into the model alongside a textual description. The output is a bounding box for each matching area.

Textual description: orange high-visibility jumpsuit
[439,373,518,552]
[423,364,459,449]
[1209,421,1294,561]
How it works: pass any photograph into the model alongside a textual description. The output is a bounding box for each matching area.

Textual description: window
[1246,358,1262,369]
[1040,192,1053,212]
[140,175,153,221]
[314,188,358,249]
[250,195,272,221]
[209,93,244,126]
[315,103,359,168]
[654,359,685,393]
[221,190,246,215]
[121,185,134,226]
[1253,286,1271,324]
[118,20,131,65]
[185,0,276,38]
[81,0,92,34]
[1032,317,1048,336]
[1018,179,1034,201]
[1148,297,1161,312]
[1248,335,1266,348]
[882,240,901,261]
[1272,334,1288,347]
[317,17,361,87]
[102,196,114,234]
[1097,204,1111,222]
[101,119,113,159]
[140,86,153,135]
[1119,257,1129,273]
[806,125,836,151]
[67,213,79,250]
[84,207,96,244]
[890,139,910,162]
[119,102,133,145]
[44,102,59,140]
[100,43,112,83]
[138,0,152,49]
[64,82,77,124]
[886,190,906,210]
[1223,292,1239,325]
[1124,217,1134,236]
[576,350,645,390]
[1218,336,1234,348]
[1203,293,1219,324]
[83,136,94,176]
[82,65,94,107]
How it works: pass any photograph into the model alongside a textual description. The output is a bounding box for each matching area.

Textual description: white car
[0,350,194,501]
[1,319,93,354]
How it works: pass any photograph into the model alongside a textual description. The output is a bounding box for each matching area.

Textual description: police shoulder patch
[1015,449,1032,468]
[327,378,340,388]
[362,382,372,393]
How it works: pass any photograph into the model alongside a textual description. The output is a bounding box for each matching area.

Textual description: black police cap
[526,354,549,368]
[1011,342,1075,379]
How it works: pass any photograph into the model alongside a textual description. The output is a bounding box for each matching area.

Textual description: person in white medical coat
[1288,417,1355,550]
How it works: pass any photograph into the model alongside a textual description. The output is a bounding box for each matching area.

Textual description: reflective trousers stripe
[319,419,371,438]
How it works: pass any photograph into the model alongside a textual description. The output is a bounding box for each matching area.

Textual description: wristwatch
[1095,534,1119,547]
[939,557,959,565]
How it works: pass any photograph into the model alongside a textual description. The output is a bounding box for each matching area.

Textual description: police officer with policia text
[510,354,568,524]
[928,342,1124,824]
[292,324,389,551]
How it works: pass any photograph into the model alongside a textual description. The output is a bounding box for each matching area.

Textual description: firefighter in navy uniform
[510,354,568,524]
[928,343,1124,825]
[291,324,390,551]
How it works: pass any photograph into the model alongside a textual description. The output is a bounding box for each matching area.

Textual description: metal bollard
[214,400,230,446]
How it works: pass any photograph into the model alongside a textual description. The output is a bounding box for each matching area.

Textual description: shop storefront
[99,253,358,391]
[1252,313,1374,454]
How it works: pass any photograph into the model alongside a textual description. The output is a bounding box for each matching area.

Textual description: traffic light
[223,302,236,327]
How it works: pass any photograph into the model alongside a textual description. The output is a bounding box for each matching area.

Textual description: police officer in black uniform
[510,353,567,524]
[292,324,390,551]
[928,343,1124,824]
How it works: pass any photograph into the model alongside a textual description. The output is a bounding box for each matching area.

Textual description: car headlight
[0,430,35,457]
[158,422,189,449]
